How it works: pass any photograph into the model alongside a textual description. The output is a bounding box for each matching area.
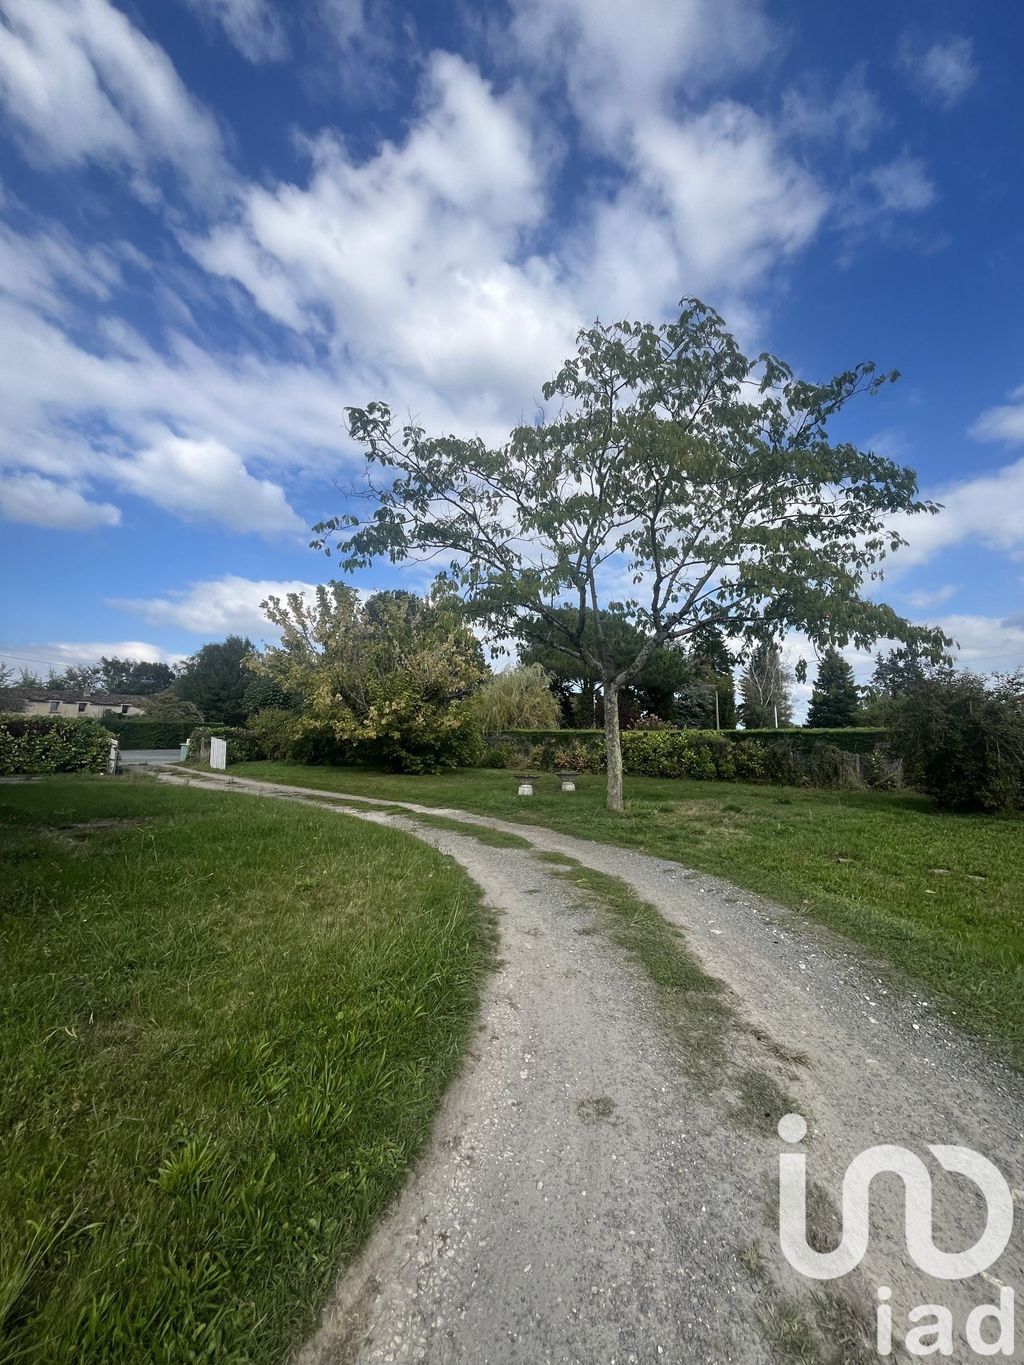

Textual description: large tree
[174,636,254,725]
[254,582,486,773]
[806,648,862,728]
[518,607,690,725]
[317,299,947,809]
[674,623,736,729]
[45,665,100,693]
[99,657,176,695]
[738,641,794,729]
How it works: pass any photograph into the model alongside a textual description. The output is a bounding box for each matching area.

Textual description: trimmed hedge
[100,718,194,747]
[492,726,885,756]
[188,726,267,764]
[482,726,889,789]
[719,727,884,755]
[0,714,111,775]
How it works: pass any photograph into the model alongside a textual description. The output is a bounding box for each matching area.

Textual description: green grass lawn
[0,776,492,1364]
[229,761,1024,1068]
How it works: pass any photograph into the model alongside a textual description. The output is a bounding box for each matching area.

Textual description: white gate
[210,736,227,770]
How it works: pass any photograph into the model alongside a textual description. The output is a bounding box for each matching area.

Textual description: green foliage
[189,725,267,764]
[0,715,110,775]
[241,676,292,718]
[319,298,948,810]
[468,664,560,733]
[98,657,176,695]
[175,636,254,725]
[491,726,885,756]
[871,646,927,699]
[519,608,690,721]
[886,669,1024,812]
[247,708,300,761]
[100,718,193,747]
[503,729,777,783]
[806,649,862,728]
[43,664,100,692]
[722,727,885,755]
[138,689,204,722]
[255,583,486,774]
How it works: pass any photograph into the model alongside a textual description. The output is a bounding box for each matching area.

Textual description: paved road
[119,748,184,767]
[158,771,1024,1365]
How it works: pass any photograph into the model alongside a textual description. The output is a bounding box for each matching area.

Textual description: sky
[0,0,1022,706]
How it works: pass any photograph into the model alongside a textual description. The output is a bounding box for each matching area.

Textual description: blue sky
[1,0,1022,700]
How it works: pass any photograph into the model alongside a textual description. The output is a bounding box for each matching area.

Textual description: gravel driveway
[157,771,1024,1364]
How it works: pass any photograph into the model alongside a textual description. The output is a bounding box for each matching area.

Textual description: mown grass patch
[0,776,493,1364]
[229,763,1024,1067]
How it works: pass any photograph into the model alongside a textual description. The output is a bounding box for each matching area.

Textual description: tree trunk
[603,681,624,811]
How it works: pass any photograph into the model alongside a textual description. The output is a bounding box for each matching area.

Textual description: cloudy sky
[0,0,1022,689]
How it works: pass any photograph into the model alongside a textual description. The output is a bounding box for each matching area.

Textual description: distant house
[0,689,149,719]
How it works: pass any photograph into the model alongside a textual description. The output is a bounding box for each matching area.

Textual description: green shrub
[885,670,1024,812]
[476,742,518,770]
[0,715,110,775]
[731,740,767,781]
[100,718,193,747]
[487,726,879,787]
[291,699,483,775]
[188,726,267,764]
[241,677,293,718]
[289,715,354,766]
[713,742,736,780]
[247,708,300,761]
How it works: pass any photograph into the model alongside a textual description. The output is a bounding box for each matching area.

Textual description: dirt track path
[157,771,1024,1364]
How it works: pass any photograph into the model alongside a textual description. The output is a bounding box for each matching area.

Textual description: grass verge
[546,859,738,1080]
[228,762,1024,1068]
[0,776,493,1364]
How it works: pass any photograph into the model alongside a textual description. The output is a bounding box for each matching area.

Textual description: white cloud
[110,434,303,535]
[0,218,124,315]
[629,104,828,291]
[0,284,351,524]
[0,15,949,551]
[890,458,1024,568]
[0,640,182,671]
[905,583,957,610]
[0,0,227,201]
[317,0,366,47]
[183,0,288,63]
[0,471,120,530]
[781,66,884,152]
[189,52,578,408]
[109,574,318,637]
[510,0,775,144]
[899,34,977,110]
[932,614,1024,671]
[970,385,1024,445]
[868,154,936,213]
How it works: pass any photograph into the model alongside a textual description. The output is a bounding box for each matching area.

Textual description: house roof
[0,688,150,708]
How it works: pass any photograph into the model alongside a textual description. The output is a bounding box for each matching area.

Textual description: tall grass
[0,777,492,1364]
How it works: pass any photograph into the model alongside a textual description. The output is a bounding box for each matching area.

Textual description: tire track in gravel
[156,770,1024,1364]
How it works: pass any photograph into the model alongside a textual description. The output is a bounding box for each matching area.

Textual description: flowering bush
[0,715,110,775]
